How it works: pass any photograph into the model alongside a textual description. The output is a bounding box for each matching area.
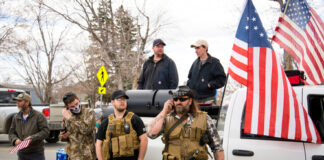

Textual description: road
[0,134,66,160]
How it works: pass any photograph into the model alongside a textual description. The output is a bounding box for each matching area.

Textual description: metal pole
[100,94,103,110]
[271,0,290,44]
[216,73,229,127]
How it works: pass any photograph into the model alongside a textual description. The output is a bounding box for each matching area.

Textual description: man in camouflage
[60,92,96,160]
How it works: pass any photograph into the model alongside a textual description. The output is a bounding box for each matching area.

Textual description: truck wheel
[46,131,59,143]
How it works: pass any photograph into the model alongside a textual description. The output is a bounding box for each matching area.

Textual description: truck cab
[220,86,324,160]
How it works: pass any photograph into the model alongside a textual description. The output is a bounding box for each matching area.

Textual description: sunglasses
[173,97,189,102]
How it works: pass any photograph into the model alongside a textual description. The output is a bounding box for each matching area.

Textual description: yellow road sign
[97,65,109,86]
[98,87,106,94]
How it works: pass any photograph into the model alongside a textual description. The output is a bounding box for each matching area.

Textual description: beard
[18,105,28,112]
[116,106,126,112]
[175,103,190,114]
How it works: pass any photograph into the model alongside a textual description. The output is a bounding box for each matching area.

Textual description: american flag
[272,0,324,85]
[9,139,31,153]
[229,0,321,143]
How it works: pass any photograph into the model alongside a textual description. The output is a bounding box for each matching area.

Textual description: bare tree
[2,1,76,103]
[42,0,168,90]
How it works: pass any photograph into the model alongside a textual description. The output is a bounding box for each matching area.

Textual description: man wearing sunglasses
[147,86,224,160]
[60,92,96,160]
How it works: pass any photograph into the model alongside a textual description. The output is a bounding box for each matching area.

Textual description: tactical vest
[162,111,209,160]
[102,112,139,160]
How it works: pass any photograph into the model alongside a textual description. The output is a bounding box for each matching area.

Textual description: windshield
[0,91,22,104]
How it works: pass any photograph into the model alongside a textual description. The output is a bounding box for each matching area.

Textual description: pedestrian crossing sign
[97,65,109,87]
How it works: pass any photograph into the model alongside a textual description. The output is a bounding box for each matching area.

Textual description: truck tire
[46,130,59,143]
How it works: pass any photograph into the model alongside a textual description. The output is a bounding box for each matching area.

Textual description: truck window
[240,104,297,142]
[0,91,21,104]
[307,95,324,143]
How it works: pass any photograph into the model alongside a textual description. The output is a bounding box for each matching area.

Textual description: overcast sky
[1,0,324,85]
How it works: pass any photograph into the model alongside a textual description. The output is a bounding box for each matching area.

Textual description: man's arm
[8,117,19,146]
[96,139,103,160]
[137,63,147,89]
[214,151,224,160]
[168,60,179,89]
[137,133,148,160]
[65,108,96,135]
[147,99,173,138]
[205,115,224,160]
[208,59,226,89]
[30,113,50,142]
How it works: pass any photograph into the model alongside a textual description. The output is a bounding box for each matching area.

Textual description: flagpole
[216,73,229,127]
[271,0,291,44]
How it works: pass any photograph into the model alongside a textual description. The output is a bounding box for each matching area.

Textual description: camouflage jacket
[61,106,96,160]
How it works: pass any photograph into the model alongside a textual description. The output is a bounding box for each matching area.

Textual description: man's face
[111,97,127,112]
[173,96,192,114]
[17,100,28,112]
[67,99,80,109]
[152,44,164,57]
[194,46,207,58]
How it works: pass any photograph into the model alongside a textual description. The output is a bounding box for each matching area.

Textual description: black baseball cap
[111,90,129,100]
[153,39,166,46]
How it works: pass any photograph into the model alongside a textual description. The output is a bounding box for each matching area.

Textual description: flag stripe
[273,5,324,85]
[257,47,266,135]
[269,51,278,137]
[277,17,323,83]
[272,32,318,84]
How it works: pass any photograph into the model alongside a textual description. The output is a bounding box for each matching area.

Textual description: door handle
[232,149,254,156]
[312,155,324,160]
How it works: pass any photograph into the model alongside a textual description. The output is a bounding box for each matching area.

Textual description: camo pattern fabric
[61,106,96,160]
[206,115,223,152]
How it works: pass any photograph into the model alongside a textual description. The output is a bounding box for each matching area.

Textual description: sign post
[97,65,109,109]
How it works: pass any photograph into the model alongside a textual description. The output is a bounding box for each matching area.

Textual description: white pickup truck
[0,88,60,143]
[220,85,324,160]
[128,85,324,160]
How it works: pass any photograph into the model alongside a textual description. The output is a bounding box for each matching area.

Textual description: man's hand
[15,139,22,146]
[60,131,71,139]
[62,108,72,120]
[162,99,174,115]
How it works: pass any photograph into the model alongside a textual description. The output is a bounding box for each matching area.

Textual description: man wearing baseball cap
[187,39,226,104]
[137,38,179,90]
[9,93,49,160]
[96,90,148,160]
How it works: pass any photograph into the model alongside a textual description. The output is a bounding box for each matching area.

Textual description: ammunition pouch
[111,134,136,157]
[102,138,110,160]
[188,149,208,160]
[163,152,177,160]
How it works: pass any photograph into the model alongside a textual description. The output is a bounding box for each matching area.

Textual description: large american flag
[272,0,324,85]
[9,139,31,153]
[228,0,321,143]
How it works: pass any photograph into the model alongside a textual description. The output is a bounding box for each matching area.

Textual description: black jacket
[138,54,179,89]
[187,54,226,99]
